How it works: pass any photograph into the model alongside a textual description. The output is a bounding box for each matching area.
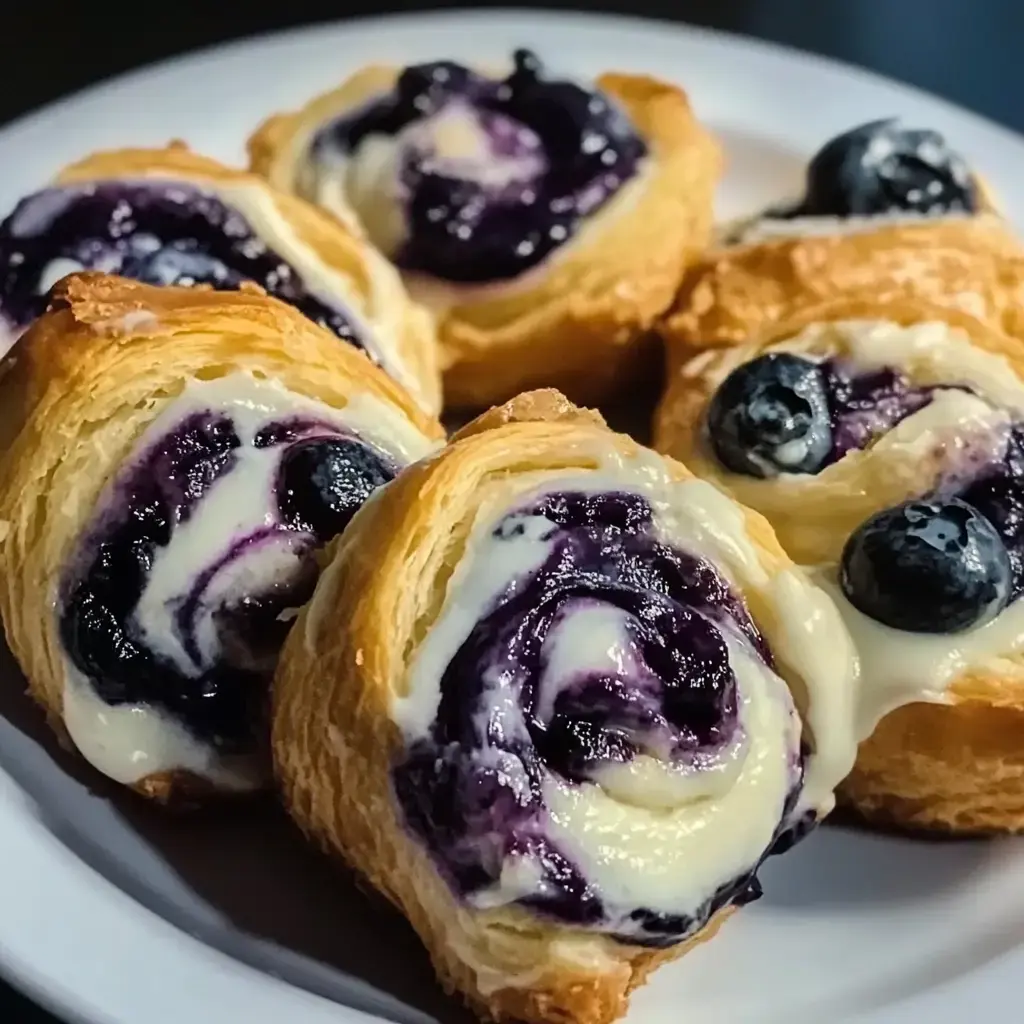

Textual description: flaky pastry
[0,273,442,803]
[272,390,860,1023]
[0,143,441,413]
[248,51,721,409]
[660,118,1024,356]
[655,295,1024,833]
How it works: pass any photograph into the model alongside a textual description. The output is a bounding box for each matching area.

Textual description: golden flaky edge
[658,212,1024,359]
[654,294,1024,834]
[0,273,443,805]
[271,388,810,1024]
[55,143,442,414]
[248,68,723,409]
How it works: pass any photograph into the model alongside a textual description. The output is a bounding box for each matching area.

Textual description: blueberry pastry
[660,119,1024,353]
[248,51,721,408]
[272,389,859,1023]
[655,295,1024,833]
[0,274,442,802]
[0,143,441,413]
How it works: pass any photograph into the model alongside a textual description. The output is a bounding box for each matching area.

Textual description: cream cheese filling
[393,447,860,924]
[61,371,436,789]
[745,318,1024,735]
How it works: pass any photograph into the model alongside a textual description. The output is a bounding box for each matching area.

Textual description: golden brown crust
[653,294,1024,834]
[272,389,818,1023]
[0,272,443,802]
[248,68,722,409]
[53,143,442,414]
[660,214,1024,358]
[840,665,1024,835]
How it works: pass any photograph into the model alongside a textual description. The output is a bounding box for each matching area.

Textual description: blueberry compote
[59,394,397,756]
[392,490,805,946]
[773,119,977,221]
[709,352,945,478]
[0,180,372,357]
[310,50,646,283]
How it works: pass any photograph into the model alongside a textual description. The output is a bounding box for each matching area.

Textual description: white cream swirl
[61,372,436,790]
[391,450,859,941]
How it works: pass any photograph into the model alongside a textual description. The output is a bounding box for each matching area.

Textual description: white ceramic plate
[1,10,1023,1024]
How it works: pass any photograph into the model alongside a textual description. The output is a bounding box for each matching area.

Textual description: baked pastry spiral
[0,143,441,413]
[0,273,442,802]
[248,50,721,409]
[655,295,1024,833]
[273,390,859,1024]
[661,118,1024,353]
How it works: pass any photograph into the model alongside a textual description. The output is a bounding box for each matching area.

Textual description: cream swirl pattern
[391,482,808,947]
[301,49,647,283]
[58,373,431,788]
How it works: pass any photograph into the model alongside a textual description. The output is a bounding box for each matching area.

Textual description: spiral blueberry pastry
[249,50,721,408]
[655,295,1024,833]
[0,274,442,802]
[660,119,1024,354]
[0,144,441,413]
[272,390,858,1024]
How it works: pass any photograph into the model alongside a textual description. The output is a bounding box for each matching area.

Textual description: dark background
[1,1,1021,1021]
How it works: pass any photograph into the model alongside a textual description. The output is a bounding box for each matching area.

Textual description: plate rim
[0,9,1021,1024]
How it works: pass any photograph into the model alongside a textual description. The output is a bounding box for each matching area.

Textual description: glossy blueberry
[277,437,395,540]
[794,118,977,218]
[0,182,368,356]
[840,498,1011,634]
[707,353,833,478]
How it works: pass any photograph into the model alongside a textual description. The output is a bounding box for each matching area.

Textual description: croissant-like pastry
[655,294,1024,833]
[248,50,721,409]
[273,389,860,1024]
[660,118,1024,352]
[0,143,441,413]
[0,273,442,803]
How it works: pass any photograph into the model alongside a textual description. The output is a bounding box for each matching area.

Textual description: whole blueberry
[840,498,1011,634]
[799,118,977,218]
[277,438,394,540]
[707,353,833,478]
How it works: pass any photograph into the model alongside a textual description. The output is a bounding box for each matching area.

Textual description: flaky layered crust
[54,143,442,414]
[653,295,1024,834]
[249,69,722,409]
[839,662,1024,834]
[0,273,443,802]
[272,389,806,1024]
[660,214,1024,357]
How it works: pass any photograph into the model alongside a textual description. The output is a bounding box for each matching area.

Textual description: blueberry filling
[708,352,942,478]
[59,411,397,752]
[774,118,977,220]
[392,490,804,946]
[0,180,373,358]
[311,49,646,283]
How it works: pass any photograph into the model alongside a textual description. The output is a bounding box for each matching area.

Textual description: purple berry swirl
[304,49,647,284]
[57,375,434,787]
[0,176,385,366]
[390,478,827,947]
